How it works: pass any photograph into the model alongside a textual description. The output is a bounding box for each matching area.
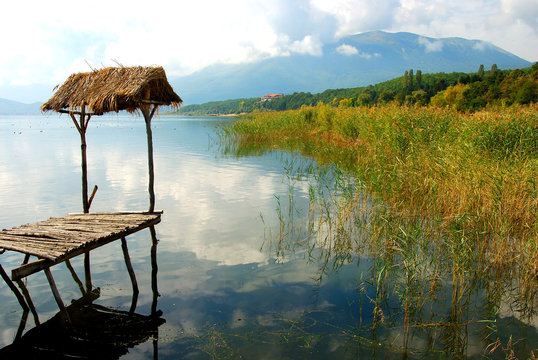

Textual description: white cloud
[289,35,324,56]
[418,37,444,52]
[501,0,538,28]
[311,0,400,37]
[336,44,380,59]
[314,0,537,61]
[336,44,359,56]
[0,0,537,102]
[473,41,487,51]
[391,0,537,60]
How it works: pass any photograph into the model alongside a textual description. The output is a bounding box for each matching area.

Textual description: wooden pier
[0,66,181,347]
[0,211,161,280]
[0,211,162,329]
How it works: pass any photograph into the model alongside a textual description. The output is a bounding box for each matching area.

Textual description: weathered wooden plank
[64,214,162,222]
[37,220,147,232]
[4,223,114,235]
[0,245,71,258]
[4,226,113,239]
[12,258,55,280]
[0,234,82,249]
[0,233,87,245]
[1,217,158,241]
[66,210,163,216]
[8,212,161,280]
[0,235,85,251]
[22,221,129,231]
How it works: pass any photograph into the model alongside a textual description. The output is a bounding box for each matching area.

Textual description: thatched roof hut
[41,66,182,114]
[41,65,182,213]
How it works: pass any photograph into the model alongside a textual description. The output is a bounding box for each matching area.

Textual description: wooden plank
[5,224,116,237]
[0,234,78,247]
[0,233,87,245]
[3,224,112,236]
[65,210,163,216]
[11,258,55,280]
[1,211,165,331]
[0,241,65,260]
[1,212,160,241]
[25,225,124,238]
[9,213,161,280]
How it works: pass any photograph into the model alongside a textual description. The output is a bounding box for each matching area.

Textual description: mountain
[170,31,531,105]
[0,98,42,115]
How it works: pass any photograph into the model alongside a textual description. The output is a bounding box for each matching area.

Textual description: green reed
[224,104,537,287]
[219,103,538,358]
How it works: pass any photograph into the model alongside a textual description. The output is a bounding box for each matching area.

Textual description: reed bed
[225,104,538,310]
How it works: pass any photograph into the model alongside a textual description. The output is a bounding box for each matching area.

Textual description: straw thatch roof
[41,66,182,115]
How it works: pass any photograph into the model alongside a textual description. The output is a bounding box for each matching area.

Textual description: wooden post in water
[150,225,159,315]
[141,101,157,213]
[150,225,160,359]
[44,268,70,322]
[69,103,91,213]
[69,104,93,292]
[121,237,139,314]
[15,279,40,326]
[0,264,28,312]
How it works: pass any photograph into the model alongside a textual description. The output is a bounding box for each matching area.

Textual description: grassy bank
[225,104,537,300]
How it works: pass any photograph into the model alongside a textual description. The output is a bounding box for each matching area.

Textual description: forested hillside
[178,63,537,115]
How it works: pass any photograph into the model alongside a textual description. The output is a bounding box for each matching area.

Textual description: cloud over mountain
[169,31,531,105]
[0,0,536,103]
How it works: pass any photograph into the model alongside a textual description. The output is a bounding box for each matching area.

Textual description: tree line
[178,63,538,115]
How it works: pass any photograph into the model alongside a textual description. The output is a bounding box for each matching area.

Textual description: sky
[1,0,537,102]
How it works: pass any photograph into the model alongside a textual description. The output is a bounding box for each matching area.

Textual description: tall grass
[225,104,538,306]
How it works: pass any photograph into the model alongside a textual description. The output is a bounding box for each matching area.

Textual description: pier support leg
[120,237,139,313]
[150,225,159,315]
[44,268,70,322]
[149,225,160,359]
[141,103,157,213]
[84,252,92,293]
[16,279,40,326]
[69,106,91,214]
[0,264,28,312]
[65,259,86,296]
[15,310,29,341]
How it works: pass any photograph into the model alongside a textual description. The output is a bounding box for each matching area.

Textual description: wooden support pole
[153,335,159,360]
[0,264,28,312]
[84,252,92,293]
[142,105,156,213]
[65,259,86,296]
[120,237,139,313]
[81,133,89,213]
[15,310,29,341]
[44,268,69,321]
[15,279,40,326]
[70,103,90,214]
[150,225,159,315]
[88,185,98,211]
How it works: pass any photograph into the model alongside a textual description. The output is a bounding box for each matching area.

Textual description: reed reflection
[220,135,538,359]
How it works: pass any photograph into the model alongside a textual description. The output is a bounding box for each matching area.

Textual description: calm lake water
[0,114,536,359]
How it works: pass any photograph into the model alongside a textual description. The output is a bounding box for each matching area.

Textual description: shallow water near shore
[0,114,536,359]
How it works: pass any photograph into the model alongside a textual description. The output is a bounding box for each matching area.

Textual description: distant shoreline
[162,112,244,117]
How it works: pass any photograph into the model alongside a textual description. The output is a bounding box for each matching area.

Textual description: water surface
[0,114,536,359]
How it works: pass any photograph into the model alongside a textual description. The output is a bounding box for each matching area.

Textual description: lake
[0,114,536,359]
